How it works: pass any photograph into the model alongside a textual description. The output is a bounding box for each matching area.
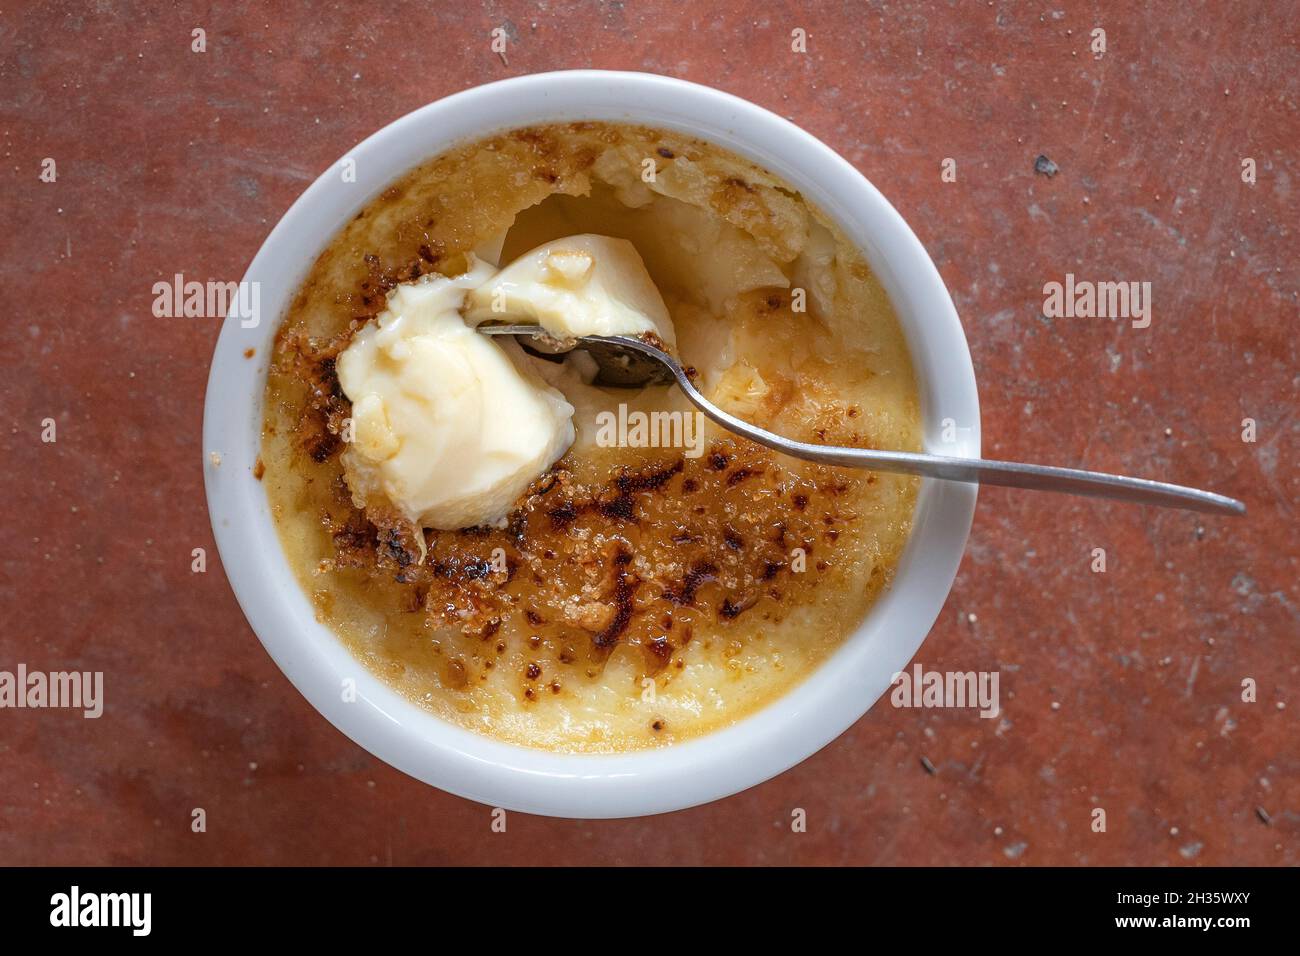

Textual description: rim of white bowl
[202,70,980,819]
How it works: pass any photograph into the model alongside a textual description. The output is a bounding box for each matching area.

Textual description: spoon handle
[675,373,1245,517]
[485,328,1246,517]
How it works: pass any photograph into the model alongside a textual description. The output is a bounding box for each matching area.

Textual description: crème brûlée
[262,122,921,753]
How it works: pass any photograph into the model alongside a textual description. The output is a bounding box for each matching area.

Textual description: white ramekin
[203,70,979,818]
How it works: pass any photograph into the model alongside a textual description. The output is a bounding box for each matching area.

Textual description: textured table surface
[1,1,1295,865]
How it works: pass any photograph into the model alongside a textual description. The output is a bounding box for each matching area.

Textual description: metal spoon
[480,324,1246,516]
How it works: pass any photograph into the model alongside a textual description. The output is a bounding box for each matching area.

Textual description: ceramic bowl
[202,70,979,818]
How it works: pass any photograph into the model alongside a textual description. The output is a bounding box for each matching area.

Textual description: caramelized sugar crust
[320,439,879,689]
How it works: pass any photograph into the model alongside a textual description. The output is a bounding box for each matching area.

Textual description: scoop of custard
[464,234,675,345]
[336,236,673,531]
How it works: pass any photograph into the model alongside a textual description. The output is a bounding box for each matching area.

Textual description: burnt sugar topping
[311,435,869,691]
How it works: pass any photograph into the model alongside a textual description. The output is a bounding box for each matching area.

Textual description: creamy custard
[262,123,921,753]
[336,259,575,532]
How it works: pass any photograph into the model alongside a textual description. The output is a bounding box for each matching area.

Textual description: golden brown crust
[296,432,886,696]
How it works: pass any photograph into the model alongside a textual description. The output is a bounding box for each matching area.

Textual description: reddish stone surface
[1,2,1295,865]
